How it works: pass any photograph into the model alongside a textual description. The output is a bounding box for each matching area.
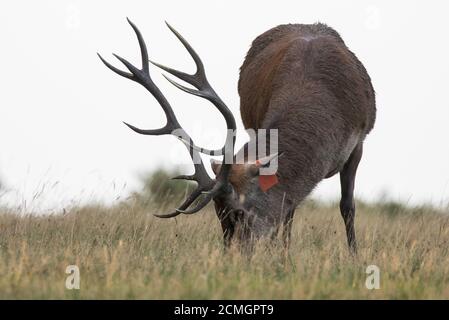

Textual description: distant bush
[353,198,444,217]
[133,168,195,208]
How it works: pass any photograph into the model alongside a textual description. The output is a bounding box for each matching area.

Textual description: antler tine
[154,187,203,218]
[126,17,149,73]
[176,181,226,214]
[97,53,133,79]
[98,20,179,136]
[149,23,237,169]
[151,23,236,126]
[163,74,209,99]
[176,194,213,214]
[123,121,171,136]
[171,174,195,181]
[146,21,206,88]
[98,18,149,79]
[164,22,205,78]
[153,212,181,219]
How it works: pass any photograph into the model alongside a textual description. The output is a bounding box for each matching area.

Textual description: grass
[0,198,449,299]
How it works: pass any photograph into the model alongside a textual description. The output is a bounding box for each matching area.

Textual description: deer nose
[234,209,245,220]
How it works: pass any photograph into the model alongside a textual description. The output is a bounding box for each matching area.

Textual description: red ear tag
[259,174,279,192]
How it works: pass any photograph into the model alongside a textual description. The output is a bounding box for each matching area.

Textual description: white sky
[0,0,448,212]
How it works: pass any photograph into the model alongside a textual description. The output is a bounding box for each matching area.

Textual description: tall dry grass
[1,197,449,299]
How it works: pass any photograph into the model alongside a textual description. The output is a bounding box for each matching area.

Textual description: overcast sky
[0,0,448,212]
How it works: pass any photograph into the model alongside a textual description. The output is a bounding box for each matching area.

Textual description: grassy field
[0,198,449,299]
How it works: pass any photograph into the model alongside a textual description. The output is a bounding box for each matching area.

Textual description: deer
[98,19,376,254]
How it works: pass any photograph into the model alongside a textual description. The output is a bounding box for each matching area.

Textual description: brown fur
[236,23,375,194]
[212,163,250,194]
[214,23,376,251]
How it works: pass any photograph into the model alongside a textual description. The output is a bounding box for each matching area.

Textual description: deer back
[237,23,376,203]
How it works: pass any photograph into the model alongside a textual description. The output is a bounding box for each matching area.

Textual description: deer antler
[98,18,236,217]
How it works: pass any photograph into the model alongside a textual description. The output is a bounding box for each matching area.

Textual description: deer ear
[210,159,222,176]
[248,152,284,176]
[248,152,283,192]
[256,152,283,168]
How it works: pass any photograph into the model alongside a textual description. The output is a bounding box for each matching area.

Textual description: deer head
[98,19,283,247]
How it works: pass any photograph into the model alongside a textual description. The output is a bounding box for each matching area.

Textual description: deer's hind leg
[339,143,363,254]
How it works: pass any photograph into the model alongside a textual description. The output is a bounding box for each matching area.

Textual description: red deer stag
[98,19,376,253]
